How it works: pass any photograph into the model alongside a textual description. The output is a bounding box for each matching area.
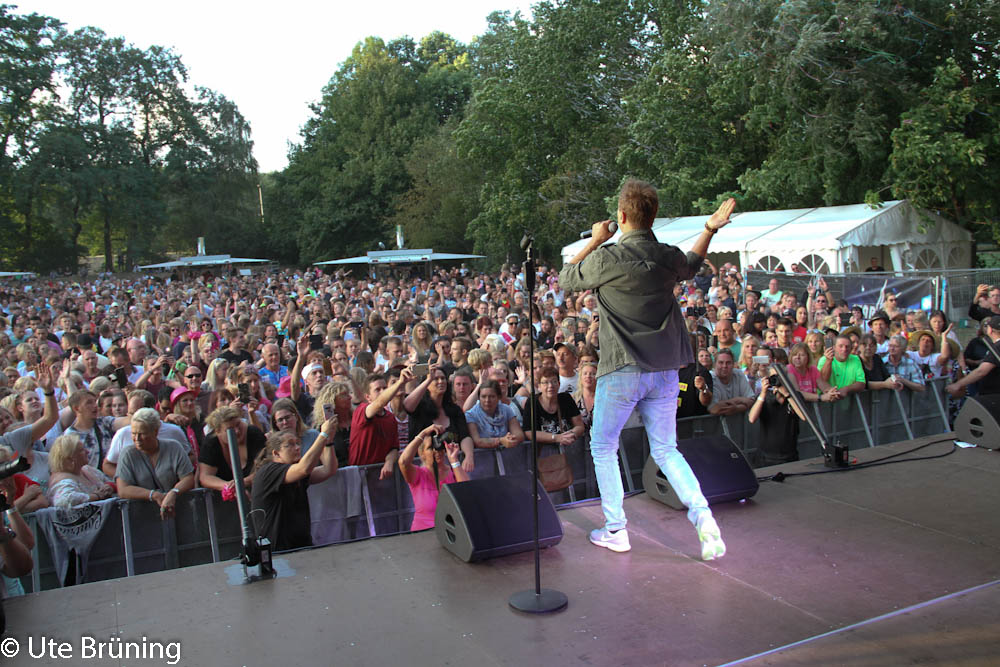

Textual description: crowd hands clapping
[0,260,989,556]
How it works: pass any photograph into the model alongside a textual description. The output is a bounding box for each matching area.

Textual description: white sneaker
[696,516,726,561]
[589,527,631,553]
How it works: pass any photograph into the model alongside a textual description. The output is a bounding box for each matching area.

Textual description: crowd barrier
[17,378,952,593]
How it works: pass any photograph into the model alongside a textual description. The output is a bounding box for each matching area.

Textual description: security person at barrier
[560,179,734,561]
[947,316,1000,397]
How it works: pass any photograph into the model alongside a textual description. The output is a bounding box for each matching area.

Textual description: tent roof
[314,249,484,266]
[0,271,35,278]
[560,200,971,262]
[138,254,270,270]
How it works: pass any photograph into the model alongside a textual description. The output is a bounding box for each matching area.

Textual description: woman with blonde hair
[45,433,115,508]
[804,331,825,366]
[467,349,492,376]
[571,360,598,431]
[786,342,836,402]
[204,357,230,394]
[736,335,761,371]
[308,383,353,466]
[409,322,434,363]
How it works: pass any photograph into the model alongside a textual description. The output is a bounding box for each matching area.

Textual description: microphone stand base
[509,588,568,614]
[824,444,850,468]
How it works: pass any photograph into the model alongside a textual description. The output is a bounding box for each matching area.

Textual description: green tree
[162,87,260,258]
[457,1,667,263]
[387,121,480,253]
[885,59,999,240]
[0,5,64,267]
[278,33,472,265]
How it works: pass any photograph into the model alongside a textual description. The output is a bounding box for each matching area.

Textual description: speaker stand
[509,588,568,614]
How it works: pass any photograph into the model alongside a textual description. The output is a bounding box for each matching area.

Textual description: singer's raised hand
[707,198,736,232]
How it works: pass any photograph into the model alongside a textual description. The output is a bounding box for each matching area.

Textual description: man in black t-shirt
[947,316,1000,397]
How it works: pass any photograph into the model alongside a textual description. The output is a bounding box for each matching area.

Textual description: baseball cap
[985,315,1000,330]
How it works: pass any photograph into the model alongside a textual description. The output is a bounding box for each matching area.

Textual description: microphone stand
[227,427,274,582]
[509,233,568,614]
[769,364,847,467]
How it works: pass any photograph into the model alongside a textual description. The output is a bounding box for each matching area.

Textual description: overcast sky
[14,1,535,172]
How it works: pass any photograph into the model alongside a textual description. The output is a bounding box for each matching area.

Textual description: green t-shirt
[817,354,865,389]
[720,340,741,362]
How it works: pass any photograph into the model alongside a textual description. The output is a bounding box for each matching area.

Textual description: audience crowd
[0,260,997,585]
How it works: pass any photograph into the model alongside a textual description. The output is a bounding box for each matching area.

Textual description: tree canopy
[0,4,260,272]
[3,1,998,271]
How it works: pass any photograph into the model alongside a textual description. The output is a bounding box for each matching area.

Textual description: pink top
[407,465,456,531]
[789,364,820,394]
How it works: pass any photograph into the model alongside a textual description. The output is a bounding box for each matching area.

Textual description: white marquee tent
[138,254,270,271]
[560,200,972,273]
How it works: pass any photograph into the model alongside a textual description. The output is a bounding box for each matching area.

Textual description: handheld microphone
[580,220,618,239]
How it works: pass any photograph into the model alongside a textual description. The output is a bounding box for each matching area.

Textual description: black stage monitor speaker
[953,395,1000,447]
[642,436,759,510]
[435,471,563,563]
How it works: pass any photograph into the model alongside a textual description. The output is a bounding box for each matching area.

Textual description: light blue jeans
[591,366,710,530]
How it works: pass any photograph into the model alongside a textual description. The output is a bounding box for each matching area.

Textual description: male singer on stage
[560,179,735,560]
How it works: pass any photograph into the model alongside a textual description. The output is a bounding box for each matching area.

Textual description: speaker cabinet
[643,436,759,510]
[954,395,1000,447]
[435,471,563,562]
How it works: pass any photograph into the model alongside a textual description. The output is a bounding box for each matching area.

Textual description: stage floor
[6,435,999,666]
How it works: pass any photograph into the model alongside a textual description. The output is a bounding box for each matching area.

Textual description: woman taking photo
[309,382,354,467]
[115,408,195,519]
[250,418,339,551]
[46,433,115,508]
[403,366,474,473]
[398,423,468,531]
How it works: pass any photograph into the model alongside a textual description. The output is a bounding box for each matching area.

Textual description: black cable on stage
[757,439,959,482]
